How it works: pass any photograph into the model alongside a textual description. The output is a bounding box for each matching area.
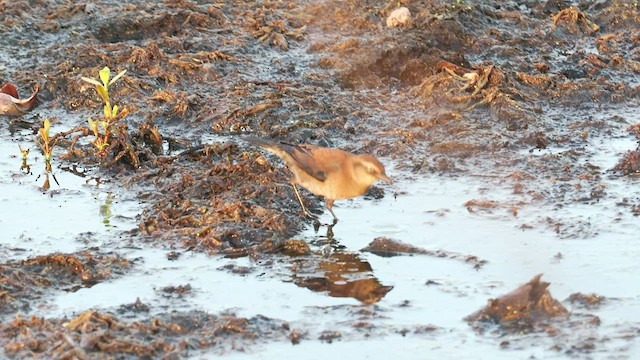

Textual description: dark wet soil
[2,308,293,359]
[2,0,640,357]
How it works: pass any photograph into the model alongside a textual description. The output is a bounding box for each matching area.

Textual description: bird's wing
[245,137,341,182]
[280,143,332,182]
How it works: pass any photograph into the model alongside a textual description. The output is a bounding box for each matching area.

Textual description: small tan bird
[246,137,392,223]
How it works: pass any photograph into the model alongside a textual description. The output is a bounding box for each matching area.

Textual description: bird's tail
[243,136,281,153]
[244,136,304,163]
[244,136,276,149]
[244,136,293,157]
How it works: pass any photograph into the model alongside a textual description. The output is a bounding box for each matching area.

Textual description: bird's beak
[379,174,392,185]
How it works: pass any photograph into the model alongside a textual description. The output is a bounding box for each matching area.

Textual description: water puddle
[31,161,640,358]
[0,131,139,258]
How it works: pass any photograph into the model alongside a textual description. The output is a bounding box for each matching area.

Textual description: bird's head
[352,155,392,186]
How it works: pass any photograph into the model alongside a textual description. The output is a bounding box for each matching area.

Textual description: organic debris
[0,84,38,116]
[0,252,133,316]
[552,6,599,35]
[361,237,487,269]
[1,310,292,358]
[567,293,605,310]
[466,274,569,332]
[613,147,640,175]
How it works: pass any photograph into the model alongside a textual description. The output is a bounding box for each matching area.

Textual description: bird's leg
[326,224,335,239]
[292,183,314,219]
[326,199,339,225]
[325,199,337,238]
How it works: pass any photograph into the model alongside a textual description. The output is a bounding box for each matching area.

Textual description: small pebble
[386,7,412,28]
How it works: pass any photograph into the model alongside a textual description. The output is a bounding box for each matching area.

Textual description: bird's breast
[294,169,371,200]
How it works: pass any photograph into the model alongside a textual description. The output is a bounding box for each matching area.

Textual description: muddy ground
[1,0,640,358]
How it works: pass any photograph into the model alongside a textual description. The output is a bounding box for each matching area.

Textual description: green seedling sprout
[81,66,126,120]
[18,144,30,161]
[35,118,60,190]
[37,118,55,172]
[18,145,30,172]
[81,66,127,154]
[88,117,110,153]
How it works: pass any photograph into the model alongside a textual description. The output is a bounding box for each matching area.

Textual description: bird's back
[245,137,376,200]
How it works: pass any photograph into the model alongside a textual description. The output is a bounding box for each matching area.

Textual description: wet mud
[2,0,640,358]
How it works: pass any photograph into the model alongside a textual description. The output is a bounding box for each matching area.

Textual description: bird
[245,137,392,223]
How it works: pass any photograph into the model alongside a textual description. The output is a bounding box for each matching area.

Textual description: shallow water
[0,126,140,261]
[26,140,640,358]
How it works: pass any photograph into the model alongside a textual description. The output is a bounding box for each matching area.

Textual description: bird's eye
[367,167,376,175]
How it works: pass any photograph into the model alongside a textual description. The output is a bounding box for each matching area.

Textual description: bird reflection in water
[291,251,392,305]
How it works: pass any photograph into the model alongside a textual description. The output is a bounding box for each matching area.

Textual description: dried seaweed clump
[245,4,305,51]
[613,147,640,175]
[1,310,292,358]
[139,141,303,251]
[0,252,133,316]
[466,274,568,333]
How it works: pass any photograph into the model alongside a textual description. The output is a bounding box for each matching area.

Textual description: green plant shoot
[37,118,55,172]
[81,66,126,104]
[81,66,126,121]
[18,145,30,161]
[87,117,109,152]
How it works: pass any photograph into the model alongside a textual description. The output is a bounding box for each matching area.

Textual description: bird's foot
[302,211,322,232]
[301,209,318,220]
[312,218,321,232]
[326,225,334,239]
[302,208,315,218]
[326,219,338,238]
